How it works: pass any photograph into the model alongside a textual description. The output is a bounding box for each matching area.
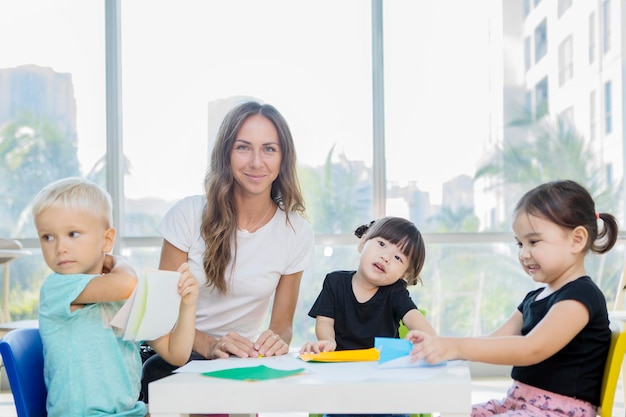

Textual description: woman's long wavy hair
[201,101,306,293]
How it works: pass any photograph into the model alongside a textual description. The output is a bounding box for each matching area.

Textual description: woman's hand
[209,331,258,359]
[254,330,290,357]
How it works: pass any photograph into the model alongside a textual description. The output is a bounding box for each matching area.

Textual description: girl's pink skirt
[471,380,597,417]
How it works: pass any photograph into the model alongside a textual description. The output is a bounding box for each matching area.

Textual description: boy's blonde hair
[32,177,113,227]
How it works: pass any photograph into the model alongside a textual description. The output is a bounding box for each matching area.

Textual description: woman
[141,101,315,401]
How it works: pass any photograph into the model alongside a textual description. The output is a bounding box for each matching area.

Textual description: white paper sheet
[110,270,180,341]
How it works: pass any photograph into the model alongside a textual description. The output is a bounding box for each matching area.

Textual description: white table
[149,355,471,417]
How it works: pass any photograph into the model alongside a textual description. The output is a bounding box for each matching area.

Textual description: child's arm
[299,316,337,353]
[408,300,588,366]
[72,255,138,305]
[401,308,436,335]
[147,262,199,366]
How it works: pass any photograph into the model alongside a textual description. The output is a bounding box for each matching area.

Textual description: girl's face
[230,114,282,199]
[35,205,115,275]
[357,236,410,287]
[512,211,584,287]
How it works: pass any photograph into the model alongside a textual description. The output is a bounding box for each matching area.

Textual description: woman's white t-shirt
[156,195,315,340]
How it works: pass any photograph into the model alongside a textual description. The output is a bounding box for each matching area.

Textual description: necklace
[238,204,273,233]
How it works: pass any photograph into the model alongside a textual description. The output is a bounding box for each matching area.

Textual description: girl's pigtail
[354,220,375,239]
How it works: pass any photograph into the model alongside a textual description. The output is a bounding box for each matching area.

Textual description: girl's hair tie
[354,220,375,238]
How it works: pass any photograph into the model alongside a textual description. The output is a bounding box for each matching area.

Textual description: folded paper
[202,365,305,381]
[110,270,180,341]
[375,337,446,368]
[299,347,380,362]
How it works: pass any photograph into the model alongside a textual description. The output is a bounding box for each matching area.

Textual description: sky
[1,0,493,205]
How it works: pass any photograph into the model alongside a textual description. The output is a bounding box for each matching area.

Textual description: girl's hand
[299,339,336,354]
[255,330,290,357]
[176,263,199,306]
[407,330,454,365]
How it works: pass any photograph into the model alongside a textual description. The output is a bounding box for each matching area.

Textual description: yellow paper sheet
[299,347,379,362]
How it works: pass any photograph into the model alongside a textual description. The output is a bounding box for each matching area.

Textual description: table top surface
[0,248,31,264]
[149,354,471,415]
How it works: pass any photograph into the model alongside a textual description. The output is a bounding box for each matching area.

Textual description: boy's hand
[299,339,336,354]
[176,262,199,306]
[102,254,115,274]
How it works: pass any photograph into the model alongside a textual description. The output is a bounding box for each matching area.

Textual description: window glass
[605,80,612,134]
[383,1,490,232]
[0,1,105,239]
[534,19,547,62]
[535,77,549,117]
[589,12,596,64]
[558,35,573,86]
[121,0,372,236]
[558,0,572,18]
[0,0,105,320]
[590,90,597,140]
[603,0,611,54]
[524,36,532,71]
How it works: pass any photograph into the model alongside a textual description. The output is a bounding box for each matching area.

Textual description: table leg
[2,263,10,322]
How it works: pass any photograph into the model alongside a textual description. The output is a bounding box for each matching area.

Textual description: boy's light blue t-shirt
[39,273,146,417]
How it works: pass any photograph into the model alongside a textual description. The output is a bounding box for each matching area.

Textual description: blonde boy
[33,177,198,417]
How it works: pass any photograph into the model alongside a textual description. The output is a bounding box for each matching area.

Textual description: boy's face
[35,205,115,275]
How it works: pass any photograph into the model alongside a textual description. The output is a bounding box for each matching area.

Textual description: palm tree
[0,113,80,237]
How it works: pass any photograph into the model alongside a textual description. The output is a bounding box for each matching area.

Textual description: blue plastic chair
[0,327,47,417]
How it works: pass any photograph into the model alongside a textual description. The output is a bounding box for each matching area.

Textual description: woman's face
[230,114,282,198]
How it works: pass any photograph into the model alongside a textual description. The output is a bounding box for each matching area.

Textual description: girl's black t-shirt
[308,270,418,350]
[511,276,610,405]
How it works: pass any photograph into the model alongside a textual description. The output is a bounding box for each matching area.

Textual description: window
[558,35,573,86]
[525,90,533,115]
[1,0,625,351]
[523,0,531,17]
[605,80,612,134]
[535,77,549,118]
[603,0,611,54]
[558,0,572,18]
[589,12,596,64]
[524,36,531,71]
[0,0,106,321]
[534,19,547,63]
[590,90,597,140]
[559,107,574,134]
[121,1,373,236]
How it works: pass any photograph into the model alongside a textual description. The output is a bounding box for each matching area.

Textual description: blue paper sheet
[374,337,446,368]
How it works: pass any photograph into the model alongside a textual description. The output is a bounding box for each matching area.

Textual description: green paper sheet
[202,365,305,381]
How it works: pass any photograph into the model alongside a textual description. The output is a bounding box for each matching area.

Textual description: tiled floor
[1,376,622,416]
